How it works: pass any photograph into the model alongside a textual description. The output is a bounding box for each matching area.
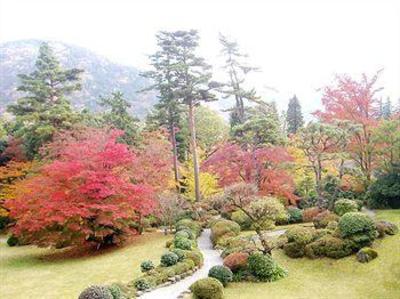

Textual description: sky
[1,0,399,116]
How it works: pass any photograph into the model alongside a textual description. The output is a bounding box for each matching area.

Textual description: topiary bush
[7,235,18,247]
[356,247,378,263]
[174,236,192,250]
[248,252,287,282]
[338,212,377,250]
[334,199,359,216]
[190,277,224,299]
[231,210,252,230]
[79,285,113,299]
[304,235,352,259]
[172,248,186,262]
[160,252,179,267]
[210,219,240,245]
[208,265,233,286]
[313,210,340,229]
[287,207,303,223]
[133,277,153,291]
[185,249,204,267]
[223,252,249,272]
[140,260,154,272]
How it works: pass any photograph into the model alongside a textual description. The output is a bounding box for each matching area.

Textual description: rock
[136,291,143,296]
[357,247,378,263]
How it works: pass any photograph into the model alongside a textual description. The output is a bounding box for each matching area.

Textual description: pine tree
[382,98,392,119]
[219,34,259,130]
[286,95,304,134]
[98,91,140,145]
[7,42,83,158]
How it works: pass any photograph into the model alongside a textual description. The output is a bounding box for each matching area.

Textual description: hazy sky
[1,0,399,115]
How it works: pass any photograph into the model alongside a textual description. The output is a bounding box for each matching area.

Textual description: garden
[1,22,400,299]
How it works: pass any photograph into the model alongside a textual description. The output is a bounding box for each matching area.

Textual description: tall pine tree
[286,95,304,134]
[8,42,83,158]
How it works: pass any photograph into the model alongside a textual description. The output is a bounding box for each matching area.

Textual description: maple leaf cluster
[202,143,297,204]
[6,128,156,248]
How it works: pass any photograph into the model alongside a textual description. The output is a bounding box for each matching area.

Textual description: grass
[0,232,170,299]
[224,209,400,299]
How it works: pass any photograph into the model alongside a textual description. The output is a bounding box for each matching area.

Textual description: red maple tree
[203,143,297,204]
[314,72,382,184]
[6,128,155,248]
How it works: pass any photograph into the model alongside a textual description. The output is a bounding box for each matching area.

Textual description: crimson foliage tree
[6,128,155,248]
[203,143,297,204]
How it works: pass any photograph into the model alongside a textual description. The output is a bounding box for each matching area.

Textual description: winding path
[140,229,222,299]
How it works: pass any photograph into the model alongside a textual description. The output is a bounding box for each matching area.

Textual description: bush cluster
[283,227,315,258]
[305,235,352,259]
[334,199,358,216]
[210,219,240,246]
[248,252,288,282]
[375,220,398,237]
[313,210,339,229]
[338,212,376,249]
[190,277,224,299]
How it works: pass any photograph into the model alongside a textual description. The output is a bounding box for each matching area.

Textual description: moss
[356,247,378,263]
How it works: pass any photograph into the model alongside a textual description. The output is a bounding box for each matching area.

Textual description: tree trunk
[255,228,272,256]
[170,121,180,189]
[188,102,201,202]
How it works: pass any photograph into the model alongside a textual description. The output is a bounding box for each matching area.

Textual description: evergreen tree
[382,97,392,119]
[98,91,140,145]
[286,95,304,134]
[219,34,259,130]
[7,42,83,158]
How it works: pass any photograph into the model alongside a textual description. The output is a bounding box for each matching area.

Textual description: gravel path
[140,229,222,299]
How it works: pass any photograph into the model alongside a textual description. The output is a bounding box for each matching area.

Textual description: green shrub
[210,219,240,245]
[287,207,303,223]
[338,212,376,249]
[7,235,18,247]
[356,247,378,263]
[285,227,314,245]
[176,219,201,237]
[190,277,224,299]
[367,166,400,209]
[174,236,192,250]
[133,277,153,291]
[313,210,340,228]
[326,221,338,231]
[283,242,305,258]
[248,252,287,282]
[79,285,113,299]
[108,284,123,299]
[175,230,193,240]
[223,252,249,272]
[334,199,358,216]
[220,235,257,257]
[305,235,352,259]
[208,265,233,286]
[160,252,179,267]
[140,260,154,272]
[0,216,10,231]
[231,210,252,230]
[185,249,204,266]
[172,248,186,262]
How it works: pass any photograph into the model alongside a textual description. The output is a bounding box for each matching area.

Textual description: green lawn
[0,232,170,299]
[225,210,400,299]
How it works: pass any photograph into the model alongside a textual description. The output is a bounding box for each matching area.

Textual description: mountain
[0,39,157,117]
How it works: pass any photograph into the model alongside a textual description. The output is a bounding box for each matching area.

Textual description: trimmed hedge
[208,265,233,286]
[160,252,179,267]
[190,277,224,299]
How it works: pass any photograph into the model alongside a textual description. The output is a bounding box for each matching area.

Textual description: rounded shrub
[210,219,240,245]
[302,207,321,222]
[313,210,340,228]
[160,252,179,267]
[231,210,252,230]
[356,247,378,263]
[326,221,338,231]
[174,236,192,250]
[140,260,154,272]
[248,252,287,282]
[133,278,153,291]
[190,277,224,299]
[305,235,352,259]
[172,248,186,262]
[283,242,305,258]
[185,249,204,266]
[223,252,249,272]
[334,199,358,216]
[176,219,201,237]
[108,284,123,299]
[287,207,303,223]
[285,227,314,245]
[208,265,233,286]
[338,212,376,249]
[79,285,113,299]
[7,235,18,247]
